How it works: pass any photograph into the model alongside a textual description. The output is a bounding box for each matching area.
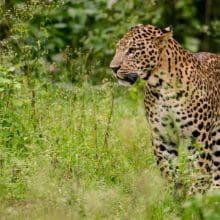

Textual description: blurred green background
[1,0,220,84]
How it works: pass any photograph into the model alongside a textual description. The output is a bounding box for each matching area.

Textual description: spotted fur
[110,24,220,194]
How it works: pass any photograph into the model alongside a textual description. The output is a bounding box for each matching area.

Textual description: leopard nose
[111,66,121,73]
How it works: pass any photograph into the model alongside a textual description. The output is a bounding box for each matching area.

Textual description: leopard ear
[163,25,173,32]
[156,26,173,46]
[162,25,173,38]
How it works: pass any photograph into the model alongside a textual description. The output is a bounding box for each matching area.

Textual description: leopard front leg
[153,137,179,188]
[211,144,220,190]
[188,141,212,195]
[149,110,181,193]
[211,126,220,190]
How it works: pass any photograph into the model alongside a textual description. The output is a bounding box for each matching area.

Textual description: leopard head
[110,24,173,85]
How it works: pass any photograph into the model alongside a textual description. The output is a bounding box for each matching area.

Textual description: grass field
[1,75,220,220]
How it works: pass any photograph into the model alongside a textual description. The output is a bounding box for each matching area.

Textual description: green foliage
[1,0,220,83]
[0,65,21,93]
[182,192,220,220]
[0,78,158,218]
[1,75,220,219]
[1,0,220,219]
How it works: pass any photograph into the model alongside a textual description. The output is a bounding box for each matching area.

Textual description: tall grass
[1,65,220,220]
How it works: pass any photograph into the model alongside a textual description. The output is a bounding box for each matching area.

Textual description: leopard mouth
[117,72,138,85]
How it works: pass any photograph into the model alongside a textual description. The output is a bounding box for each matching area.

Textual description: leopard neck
[146,38,199,92]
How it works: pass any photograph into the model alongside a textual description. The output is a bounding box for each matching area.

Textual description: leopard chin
[118,79,132,86]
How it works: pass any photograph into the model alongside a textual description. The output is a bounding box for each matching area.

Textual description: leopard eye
[127,47,135,54]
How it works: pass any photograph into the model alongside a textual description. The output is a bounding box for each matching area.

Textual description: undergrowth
[1,73,220,219]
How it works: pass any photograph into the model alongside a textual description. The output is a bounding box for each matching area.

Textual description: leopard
[110,24,220,194]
